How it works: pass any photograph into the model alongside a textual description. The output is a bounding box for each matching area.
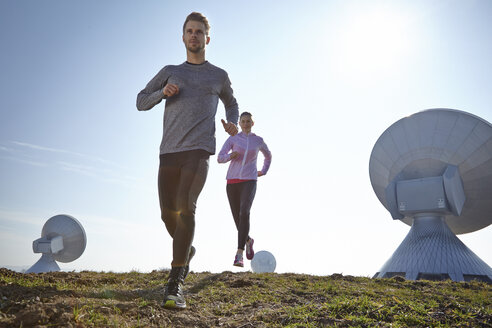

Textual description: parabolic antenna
[251,250,276,273]
[369,108,492,234]
[25,214,87,274]
[369,109,492,282]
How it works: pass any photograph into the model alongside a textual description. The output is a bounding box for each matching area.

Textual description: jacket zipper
[239,134,249,179]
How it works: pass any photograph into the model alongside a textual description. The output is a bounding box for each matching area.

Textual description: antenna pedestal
[25,254,61,274]
[374,215,492,282]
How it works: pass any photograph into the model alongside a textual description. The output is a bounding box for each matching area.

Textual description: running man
[136,12,239,309]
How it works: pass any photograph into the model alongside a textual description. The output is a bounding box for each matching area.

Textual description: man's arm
[219,74,239,135]
[136,66,170,111]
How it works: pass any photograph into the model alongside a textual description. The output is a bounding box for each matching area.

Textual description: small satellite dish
[25,214,87,274]
[251,250,276,273]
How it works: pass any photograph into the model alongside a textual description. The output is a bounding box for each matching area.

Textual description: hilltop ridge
[1,268,491,327]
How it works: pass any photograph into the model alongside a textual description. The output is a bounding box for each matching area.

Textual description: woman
[218,112,272,267]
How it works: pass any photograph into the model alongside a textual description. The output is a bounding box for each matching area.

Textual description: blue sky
[1,0,491,275]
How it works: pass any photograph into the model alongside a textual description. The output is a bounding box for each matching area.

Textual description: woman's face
[239,115,254,133]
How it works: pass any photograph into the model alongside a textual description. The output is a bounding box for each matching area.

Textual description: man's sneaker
[163,267,186,309]
[183,246,196,280]
[233,254,244,267]
[246,238,255,260]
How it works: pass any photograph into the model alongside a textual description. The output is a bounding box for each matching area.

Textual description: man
[136,12,239,309]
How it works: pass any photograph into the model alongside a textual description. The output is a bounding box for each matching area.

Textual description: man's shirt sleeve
[219,74,239,124]
[136,66,170,111]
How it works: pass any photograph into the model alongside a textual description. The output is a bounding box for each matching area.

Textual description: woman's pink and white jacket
[217,132,272,180]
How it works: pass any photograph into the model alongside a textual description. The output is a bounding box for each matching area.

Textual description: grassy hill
[0,268,491,327]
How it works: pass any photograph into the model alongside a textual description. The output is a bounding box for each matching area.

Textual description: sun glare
[335,7,414,80]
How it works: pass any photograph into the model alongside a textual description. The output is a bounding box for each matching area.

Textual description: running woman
[217,112,272,267]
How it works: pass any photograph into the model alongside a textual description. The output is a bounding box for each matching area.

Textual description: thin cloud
[58,161,101,178]
[11,141,85,156]
[3,141,140,187]
[56,161,137,187]
[11,141,126,169]
[0,154,47,167]
[0,208,46,226]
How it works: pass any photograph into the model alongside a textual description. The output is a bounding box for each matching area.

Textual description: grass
[0,268,491,327]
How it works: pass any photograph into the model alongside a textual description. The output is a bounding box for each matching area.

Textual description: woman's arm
[258,140,272,175]
[217,137,234,163]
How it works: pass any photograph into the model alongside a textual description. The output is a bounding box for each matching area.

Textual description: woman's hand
[257,171,264,177]
[230,151,239,159]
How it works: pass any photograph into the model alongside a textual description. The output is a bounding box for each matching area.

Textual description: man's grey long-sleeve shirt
[137,61,239,155]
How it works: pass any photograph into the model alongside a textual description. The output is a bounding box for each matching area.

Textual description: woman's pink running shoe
[233,254,244,267]
[246,238,255,260]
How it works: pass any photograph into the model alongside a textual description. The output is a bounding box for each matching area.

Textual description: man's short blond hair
[183,12,210,35]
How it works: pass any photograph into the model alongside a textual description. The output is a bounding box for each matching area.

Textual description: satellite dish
[251,250,276,273]
[369,108,492,234]
[369,109,492,282]
[25,214,87,274]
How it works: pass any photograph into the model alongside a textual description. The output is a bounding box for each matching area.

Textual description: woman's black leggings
[158,150,209,267]
[226,180,257,250]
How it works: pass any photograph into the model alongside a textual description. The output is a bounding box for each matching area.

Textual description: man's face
[182,20,210,54]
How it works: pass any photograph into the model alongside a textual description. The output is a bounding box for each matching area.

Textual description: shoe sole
[163,299,186,309]
[233,262,244,267]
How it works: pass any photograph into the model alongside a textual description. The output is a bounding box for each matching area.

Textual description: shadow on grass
[80,272,224,302]
[0,283,78,302]
[83,285,165,302]
[187,273,224,294]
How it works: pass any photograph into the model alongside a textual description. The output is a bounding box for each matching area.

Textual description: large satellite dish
[369,109,492,282]
[25,214,87,274]
[251,250,276,273]
[370,108,492,234]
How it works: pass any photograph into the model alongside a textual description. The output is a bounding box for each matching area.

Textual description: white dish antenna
[369,109,492,282]
[369,108,492,234]
[251,250,276,273]
[25,214,87,274]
